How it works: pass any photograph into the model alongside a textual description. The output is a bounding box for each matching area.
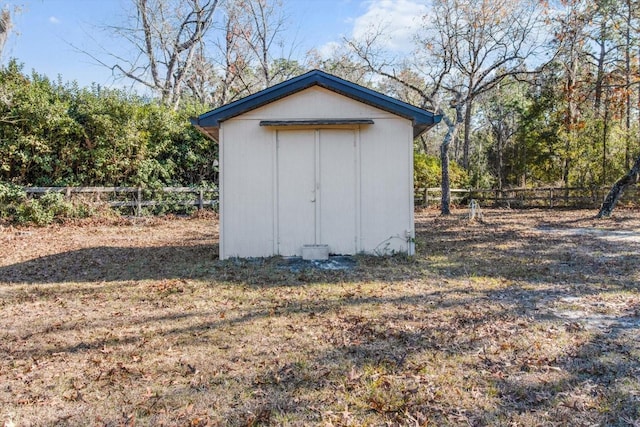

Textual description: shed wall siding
[219,86,414,259]
[239,86,399,121]
[220,120,275,258]
[359,118,413,254]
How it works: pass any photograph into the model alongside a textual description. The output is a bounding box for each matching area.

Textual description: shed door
[276,129,357,256]
[319,129,356,255]
[277,130,317,256]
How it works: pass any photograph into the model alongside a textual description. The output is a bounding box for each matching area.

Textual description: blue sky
[1,0,426,88]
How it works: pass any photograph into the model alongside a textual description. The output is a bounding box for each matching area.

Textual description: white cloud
[313,0,426,60]
[351,0,426,53]
[49,16,61,25]
[317,41,343,59]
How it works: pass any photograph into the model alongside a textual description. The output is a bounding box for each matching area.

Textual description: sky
[1,0,426,88]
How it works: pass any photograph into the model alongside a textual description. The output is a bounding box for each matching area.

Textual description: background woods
[0,0,639,212]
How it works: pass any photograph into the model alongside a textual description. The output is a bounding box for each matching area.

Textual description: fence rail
[24,186,218,216]
[418,185,640,209]
[22,185,639,215]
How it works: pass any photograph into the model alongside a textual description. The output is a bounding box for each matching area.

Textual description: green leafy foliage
[0,61,217,188]
[0,182,99,226]
[0,180,25,204]
[14,198,55,226]
[414,152,469,191]
[0,61,222,224]
[0,180,25,221]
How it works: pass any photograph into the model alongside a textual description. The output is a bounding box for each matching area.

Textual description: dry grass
[1,209,639,426]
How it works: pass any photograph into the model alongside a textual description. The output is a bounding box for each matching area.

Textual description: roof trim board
[191,69,441,140]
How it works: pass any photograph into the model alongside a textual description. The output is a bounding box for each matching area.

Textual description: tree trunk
[593,25,606,115]
[440,134,451,216]
[462,100,472,169]
[624,0,632,168]
[596,154,640,218]
[602,89,609,185]
[496,123,504,190]
[440,114,460,216]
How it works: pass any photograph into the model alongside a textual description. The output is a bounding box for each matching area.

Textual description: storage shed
[191,70,441,259]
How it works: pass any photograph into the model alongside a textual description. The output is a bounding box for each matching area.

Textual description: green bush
[38,192,75,217]
[0,181,26,204]
[414,152,470,191]
[0,61,218,189]
[15,199,55,226]
[0,183,98,226]
[0,181,26,221]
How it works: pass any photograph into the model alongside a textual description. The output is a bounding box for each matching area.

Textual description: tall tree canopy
[1,0,640,218]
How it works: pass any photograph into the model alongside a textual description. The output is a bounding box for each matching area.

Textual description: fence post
[136,187,142,217]
[549,188,553,208]
[198,188,204,210]
[65,186,72,200]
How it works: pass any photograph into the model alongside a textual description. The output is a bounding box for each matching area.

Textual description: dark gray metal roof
[191,69,441,140]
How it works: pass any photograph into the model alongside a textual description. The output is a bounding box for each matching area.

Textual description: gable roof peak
[191,69,441,140]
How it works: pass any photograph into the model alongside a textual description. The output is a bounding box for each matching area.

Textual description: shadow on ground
[0,244,219,283]
[2,211,639,425]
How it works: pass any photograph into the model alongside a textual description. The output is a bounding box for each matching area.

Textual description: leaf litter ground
[1,209,639,426]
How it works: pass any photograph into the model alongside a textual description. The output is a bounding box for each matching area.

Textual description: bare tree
[98,0,219,110]
[184,1,251,107]
[0,7,14,125]
[188,0,293,106]
[346,18,463,214]
[428,0,549,169]
[209,1,253,105]
[183,42,218,105]
[306,45,371,84]
[210,0,285,104]
[586,0,619,115]
[479,80,527,190]
[349,37,460,214]
[231,0,294,89]
[348,0,549,214]
[0,7,12,59]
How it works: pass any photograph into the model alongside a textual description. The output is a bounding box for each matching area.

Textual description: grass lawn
[1,209,639,426]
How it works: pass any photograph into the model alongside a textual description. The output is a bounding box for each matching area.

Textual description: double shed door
[276,128,357,256]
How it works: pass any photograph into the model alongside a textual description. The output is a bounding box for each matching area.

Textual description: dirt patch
[534,223,640,331]
[1,209,639,426]
[539,226,640,244]
[280,256,358,272]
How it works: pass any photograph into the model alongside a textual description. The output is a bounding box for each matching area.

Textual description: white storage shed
[191,70,441,259]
